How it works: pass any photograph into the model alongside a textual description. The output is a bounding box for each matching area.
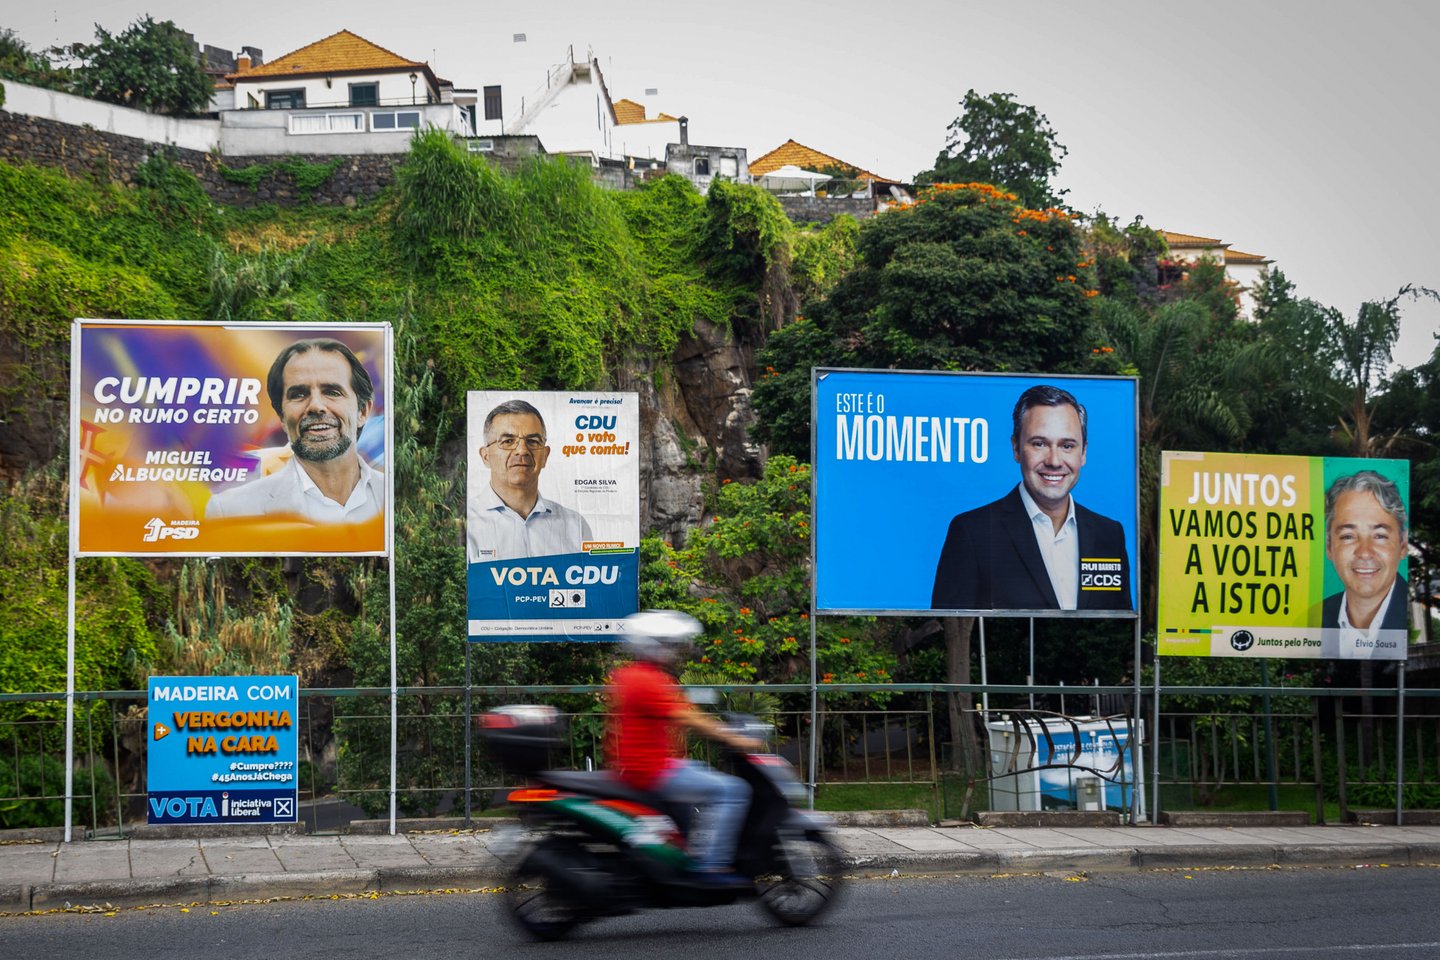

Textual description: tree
[753,182,1097,458]
[0,28,72,94]
[73,17,212,115]
[918,90,1069,210]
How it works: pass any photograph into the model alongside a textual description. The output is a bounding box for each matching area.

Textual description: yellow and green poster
[1158,451,1410,660]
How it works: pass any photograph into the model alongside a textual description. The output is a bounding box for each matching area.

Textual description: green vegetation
[919,89,1069,209]
[3,84,1440,823]
[218,157,345,196]
[71,16,213,115]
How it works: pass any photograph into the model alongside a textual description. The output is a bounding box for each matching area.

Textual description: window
[349,82,379,107]
[289,112,364,134]
[467,139,495,153]
[719,155,738,178]
[371,110,421,131]
[483,85,502,121]
[694,157,711,176]
[265,89,306,110]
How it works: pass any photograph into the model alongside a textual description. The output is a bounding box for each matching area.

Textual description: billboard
[814,369,1139,616]
[466,391,640,640]
[1158,451,1411,659]
[71,320,390,556]
[147,675,299,825]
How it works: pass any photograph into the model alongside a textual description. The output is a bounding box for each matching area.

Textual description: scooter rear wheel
[757,829,844,927]
[503,843,583,942]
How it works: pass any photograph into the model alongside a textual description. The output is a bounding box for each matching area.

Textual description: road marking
[993,945,1440,960]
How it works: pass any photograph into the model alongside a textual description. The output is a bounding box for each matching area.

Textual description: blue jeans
[655,759,751,872]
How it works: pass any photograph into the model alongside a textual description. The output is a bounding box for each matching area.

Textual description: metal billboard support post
[1397,661,1407,826]
[64,555,77,843]
[1260,658,1278,811]
[387,324,398,838]
[1151,648,1161,825]
[464,641,473,826]
[978,617,989,722]
[807,369,819,810]
[807,610,818,810]
[1028,618,1035,710]
[64,320,80,843]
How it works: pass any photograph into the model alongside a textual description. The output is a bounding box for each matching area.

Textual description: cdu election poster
[1158,451,1411,660]
[814,369,1139,617]
[466,391,639,640]
[70,320,391,557]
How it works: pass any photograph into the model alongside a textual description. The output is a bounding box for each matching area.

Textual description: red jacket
[605,661,687,790]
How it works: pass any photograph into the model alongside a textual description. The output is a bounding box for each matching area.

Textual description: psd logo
[142,518,200,542]
[1230,629,1256,652]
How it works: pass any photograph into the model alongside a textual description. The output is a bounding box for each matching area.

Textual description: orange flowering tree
[639,455,895,690]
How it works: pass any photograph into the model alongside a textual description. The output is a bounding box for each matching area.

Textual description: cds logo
[143,518,200,542]
[1229,629,1256,652]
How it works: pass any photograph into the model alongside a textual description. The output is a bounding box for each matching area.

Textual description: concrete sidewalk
[5,819,1440,912]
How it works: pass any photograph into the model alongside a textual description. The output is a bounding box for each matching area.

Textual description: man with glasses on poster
[467,399,593,562]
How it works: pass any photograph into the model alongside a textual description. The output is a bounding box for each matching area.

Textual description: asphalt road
[5,865,1440,959]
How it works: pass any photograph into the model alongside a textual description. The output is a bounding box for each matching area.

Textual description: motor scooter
[480,704,845,941]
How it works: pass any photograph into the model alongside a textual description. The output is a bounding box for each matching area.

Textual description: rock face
[623,315,767,545]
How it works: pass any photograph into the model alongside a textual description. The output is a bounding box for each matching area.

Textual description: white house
[1160,231,1273,320]
[220,30,476,156]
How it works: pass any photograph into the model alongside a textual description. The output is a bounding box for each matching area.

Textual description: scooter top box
[481,705,564,775]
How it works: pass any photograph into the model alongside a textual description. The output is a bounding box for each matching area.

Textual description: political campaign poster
[1158,451,1411,660]
[146,675,299,825]
[70,320,391,556]
[813,369,1139,617]
[466,391,640,640]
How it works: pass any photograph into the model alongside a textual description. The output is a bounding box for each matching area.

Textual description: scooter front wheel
[503,841,584,941]
[757,829,845,927]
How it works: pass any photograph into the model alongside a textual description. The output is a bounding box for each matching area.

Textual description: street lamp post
[409,72,417,105]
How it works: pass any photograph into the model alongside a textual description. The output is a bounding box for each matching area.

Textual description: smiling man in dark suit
[931,384,1132,612]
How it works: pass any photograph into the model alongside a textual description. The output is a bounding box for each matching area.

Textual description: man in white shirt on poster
[467,399,591,563]
[206,338,383,525]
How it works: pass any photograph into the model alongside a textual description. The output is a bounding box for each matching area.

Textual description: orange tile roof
[1161,230,1226,248]
[1224,248,1270,264]
[613,98,646,124]
[613,98,680,125]
[749,139,890,182]
[229,30,430,82]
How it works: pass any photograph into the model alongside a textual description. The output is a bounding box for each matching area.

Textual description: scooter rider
[605,610,763,886]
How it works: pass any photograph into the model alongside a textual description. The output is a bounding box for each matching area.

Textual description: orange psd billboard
[71,321,390,556]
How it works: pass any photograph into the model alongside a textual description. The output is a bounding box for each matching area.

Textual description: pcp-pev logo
[143,518,200,542]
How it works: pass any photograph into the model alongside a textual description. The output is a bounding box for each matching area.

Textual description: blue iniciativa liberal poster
[147,675,299,824]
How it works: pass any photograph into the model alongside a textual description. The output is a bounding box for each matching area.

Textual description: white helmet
[622,609,702,664]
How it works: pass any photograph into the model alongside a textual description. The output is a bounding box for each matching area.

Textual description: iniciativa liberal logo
[142,518,200,542]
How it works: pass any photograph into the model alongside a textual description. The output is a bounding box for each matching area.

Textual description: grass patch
[814,781,936,816]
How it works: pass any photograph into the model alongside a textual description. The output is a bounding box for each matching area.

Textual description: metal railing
[4,683,1437,835]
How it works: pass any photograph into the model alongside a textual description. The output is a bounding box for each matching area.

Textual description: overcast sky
[10,1,1438,369]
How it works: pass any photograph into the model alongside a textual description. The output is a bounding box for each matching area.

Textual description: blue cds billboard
[814,369,1139,616]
